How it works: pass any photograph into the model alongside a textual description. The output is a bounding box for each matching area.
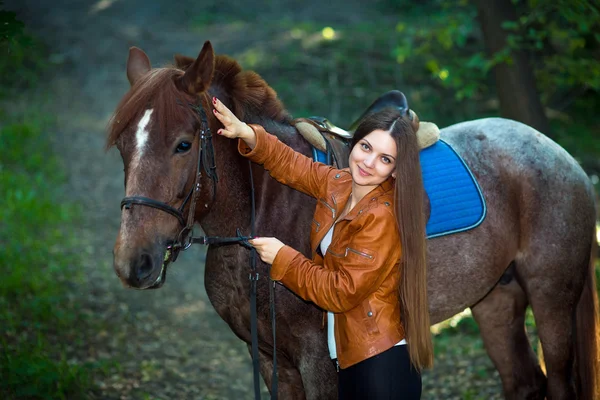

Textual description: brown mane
[106,55,290,149]
[211,55,290,124]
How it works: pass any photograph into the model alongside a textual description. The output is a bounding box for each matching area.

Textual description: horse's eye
[176,141,192,153]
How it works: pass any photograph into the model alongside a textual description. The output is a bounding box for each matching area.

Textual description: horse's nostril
[136,253,154,281]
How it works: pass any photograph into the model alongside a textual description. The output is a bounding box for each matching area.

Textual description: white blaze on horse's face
[135,109,153,157]
[118,108,154,248]
[126,108,154,197]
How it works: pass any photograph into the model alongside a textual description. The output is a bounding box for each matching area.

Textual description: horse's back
[441,117,590,188]
[442,117,594,216]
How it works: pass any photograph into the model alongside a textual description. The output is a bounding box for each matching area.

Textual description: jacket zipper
[331,194,338,218]
[312,219,321,233]
[327,247,374,259]
[346,248,374,259]
[319,198,336,219]
[326,248,344,258]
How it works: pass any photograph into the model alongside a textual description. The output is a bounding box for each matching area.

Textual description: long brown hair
[352,108,434,370]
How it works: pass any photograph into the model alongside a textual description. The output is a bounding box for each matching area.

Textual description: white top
[319,224,405,360]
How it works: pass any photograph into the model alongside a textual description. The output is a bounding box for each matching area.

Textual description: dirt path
[4,1,403,399]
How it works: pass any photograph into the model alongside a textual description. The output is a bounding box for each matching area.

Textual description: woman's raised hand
[212,97,255,142]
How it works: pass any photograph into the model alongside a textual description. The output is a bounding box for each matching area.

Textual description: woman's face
[348,129,397,189]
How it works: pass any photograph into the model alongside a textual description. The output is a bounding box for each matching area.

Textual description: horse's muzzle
[113,248,168,290]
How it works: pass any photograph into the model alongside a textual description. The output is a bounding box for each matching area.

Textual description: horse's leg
[251,346,338,400]
[296,350,338,399]
[250,345,307,400]
[523,285,580,398]
[471,264,546,399]
[518,250,589,399]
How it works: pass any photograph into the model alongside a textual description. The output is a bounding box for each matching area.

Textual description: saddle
[293,90,440,169]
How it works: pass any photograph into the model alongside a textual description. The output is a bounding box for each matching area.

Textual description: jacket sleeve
[238,124,336,199]
[270,209,402,313]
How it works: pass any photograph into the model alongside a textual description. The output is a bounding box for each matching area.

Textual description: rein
[119,95,277,400]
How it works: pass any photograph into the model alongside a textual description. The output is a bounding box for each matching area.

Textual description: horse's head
[107,41,217,289]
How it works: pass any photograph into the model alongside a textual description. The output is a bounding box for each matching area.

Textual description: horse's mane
[211,55,291,125]
[106,55,292,149]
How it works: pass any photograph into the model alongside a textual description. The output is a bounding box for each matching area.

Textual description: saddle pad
[420,139,486,238]
[313,148,328,164]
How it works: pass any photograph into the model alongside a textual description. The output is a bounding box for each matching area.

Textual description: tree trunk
[475,0,552,136]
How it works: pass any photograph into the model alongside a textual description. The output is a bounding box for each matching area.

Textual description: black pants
[338,345,422,400]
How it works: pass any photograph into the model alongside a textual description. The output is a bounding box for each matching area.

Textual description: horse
[107,41,599,400]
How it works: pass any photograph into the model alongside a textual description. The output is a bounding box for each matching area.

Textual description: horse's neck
[245,121,316,253]
[199,118,314,243]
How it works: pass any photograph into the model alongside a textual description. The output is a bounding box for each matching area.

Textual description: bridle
[118,94,278,399]
[120,94,238,263]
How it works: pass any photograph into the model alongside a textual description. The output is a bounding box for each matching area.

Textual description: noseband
[120,95,222,262]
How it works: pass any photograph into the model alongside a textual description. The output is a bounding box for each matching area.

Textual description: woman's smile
[358,166,371,177]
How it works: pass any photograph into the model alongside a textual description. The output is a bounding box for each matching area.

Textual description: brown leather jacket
[239,124,404,369]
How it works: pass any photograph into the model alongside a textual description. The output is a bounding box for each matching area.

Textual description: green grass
[0,336,91,400]
[0,116,102,399]
[0,19,113,396]
[0,29,46,97]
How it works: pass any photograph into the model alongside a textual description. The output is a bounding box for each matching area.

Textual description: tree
[475,0,550,135]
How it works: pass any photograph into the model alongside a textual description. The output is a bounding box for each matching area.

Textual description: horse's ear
[126,47,152,87]
[176,41,215,95]
[174,54,195,70]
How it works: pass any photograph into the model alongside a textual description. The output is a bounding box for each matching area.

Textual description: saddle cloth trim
[423,139,487,239]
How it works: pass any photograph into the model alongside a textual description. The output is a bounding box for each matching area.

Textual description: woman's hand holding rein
[212,97,257,149]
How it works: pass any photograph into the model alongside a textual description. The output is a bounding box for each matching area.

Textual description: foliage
[0,1,46,96]
[391,0,487,102]
[0,1,23,42]
[0,10,107,398]
[510,0,600,93]
[0,336,91,400]
[0,116,99,399]
[380,0,600,172]
[385,0,600,101]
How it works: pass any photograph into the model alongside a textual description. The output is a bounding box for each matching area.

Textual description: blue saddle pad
[312,148,328,164]
[313,139,486,238]
[420,139,486,238]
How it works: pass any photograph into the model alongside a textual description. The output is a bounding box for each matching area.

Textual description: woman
[212,97,433,399]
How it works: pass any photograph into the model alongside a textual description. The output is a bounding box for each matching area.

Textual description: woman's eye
[382,157,391,164]
[176,141,192,153]
[361,143,369,150]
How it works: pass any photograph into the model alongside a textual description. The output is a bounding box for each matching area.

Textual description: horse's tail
[574,226,599,399]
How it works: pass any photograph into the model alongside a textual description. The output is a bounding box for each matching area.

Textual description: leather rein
[119,94,277,400]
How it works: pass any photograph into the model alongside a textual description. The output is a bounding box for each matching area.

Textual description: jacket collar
[335,172,395,222]
[379,176,394,194]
